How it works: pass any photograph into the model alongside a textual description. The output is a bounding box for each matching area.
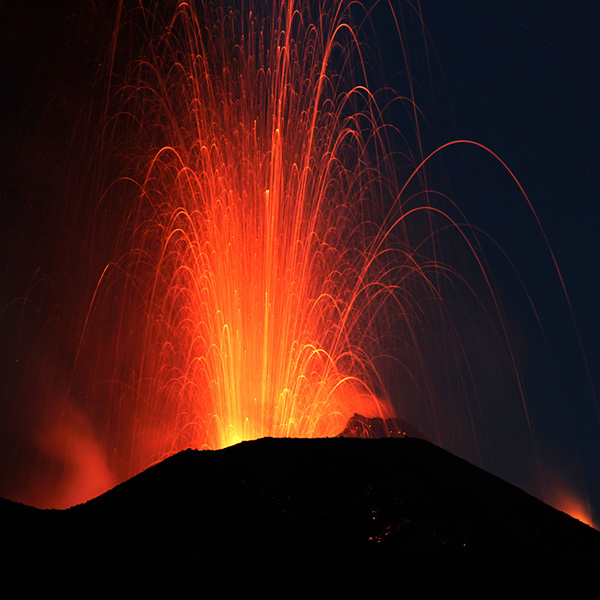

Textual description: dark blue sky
[402,0,600,520]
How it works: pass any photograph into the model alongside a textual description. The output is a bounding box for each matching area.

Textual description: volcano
[2,420,599,596]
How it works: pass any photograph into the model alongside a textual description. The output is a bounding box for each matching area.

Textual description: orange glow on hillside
[551,485,596,529]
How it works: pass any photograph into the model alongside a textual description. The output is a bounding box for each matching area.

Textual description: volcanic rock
[337,412,429,440]
[2,436,599,595]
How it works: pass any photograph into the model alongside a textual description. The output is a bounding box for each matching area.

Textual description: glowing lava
[92,0,402,460]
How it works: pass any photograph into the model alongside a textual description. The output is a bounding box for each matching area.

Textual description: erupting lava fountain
[3,0,580,512]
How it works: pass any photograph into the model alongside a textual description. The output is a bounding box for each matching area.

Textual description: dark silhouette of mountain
[2,435,599,595]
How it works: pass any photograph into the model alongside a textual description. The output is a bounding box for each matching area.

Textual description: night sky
[412,0,600,520]
[0,1,598,522]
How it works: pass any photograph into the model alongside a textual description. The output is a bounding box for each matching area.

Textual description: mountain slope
[2,437,599,595]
